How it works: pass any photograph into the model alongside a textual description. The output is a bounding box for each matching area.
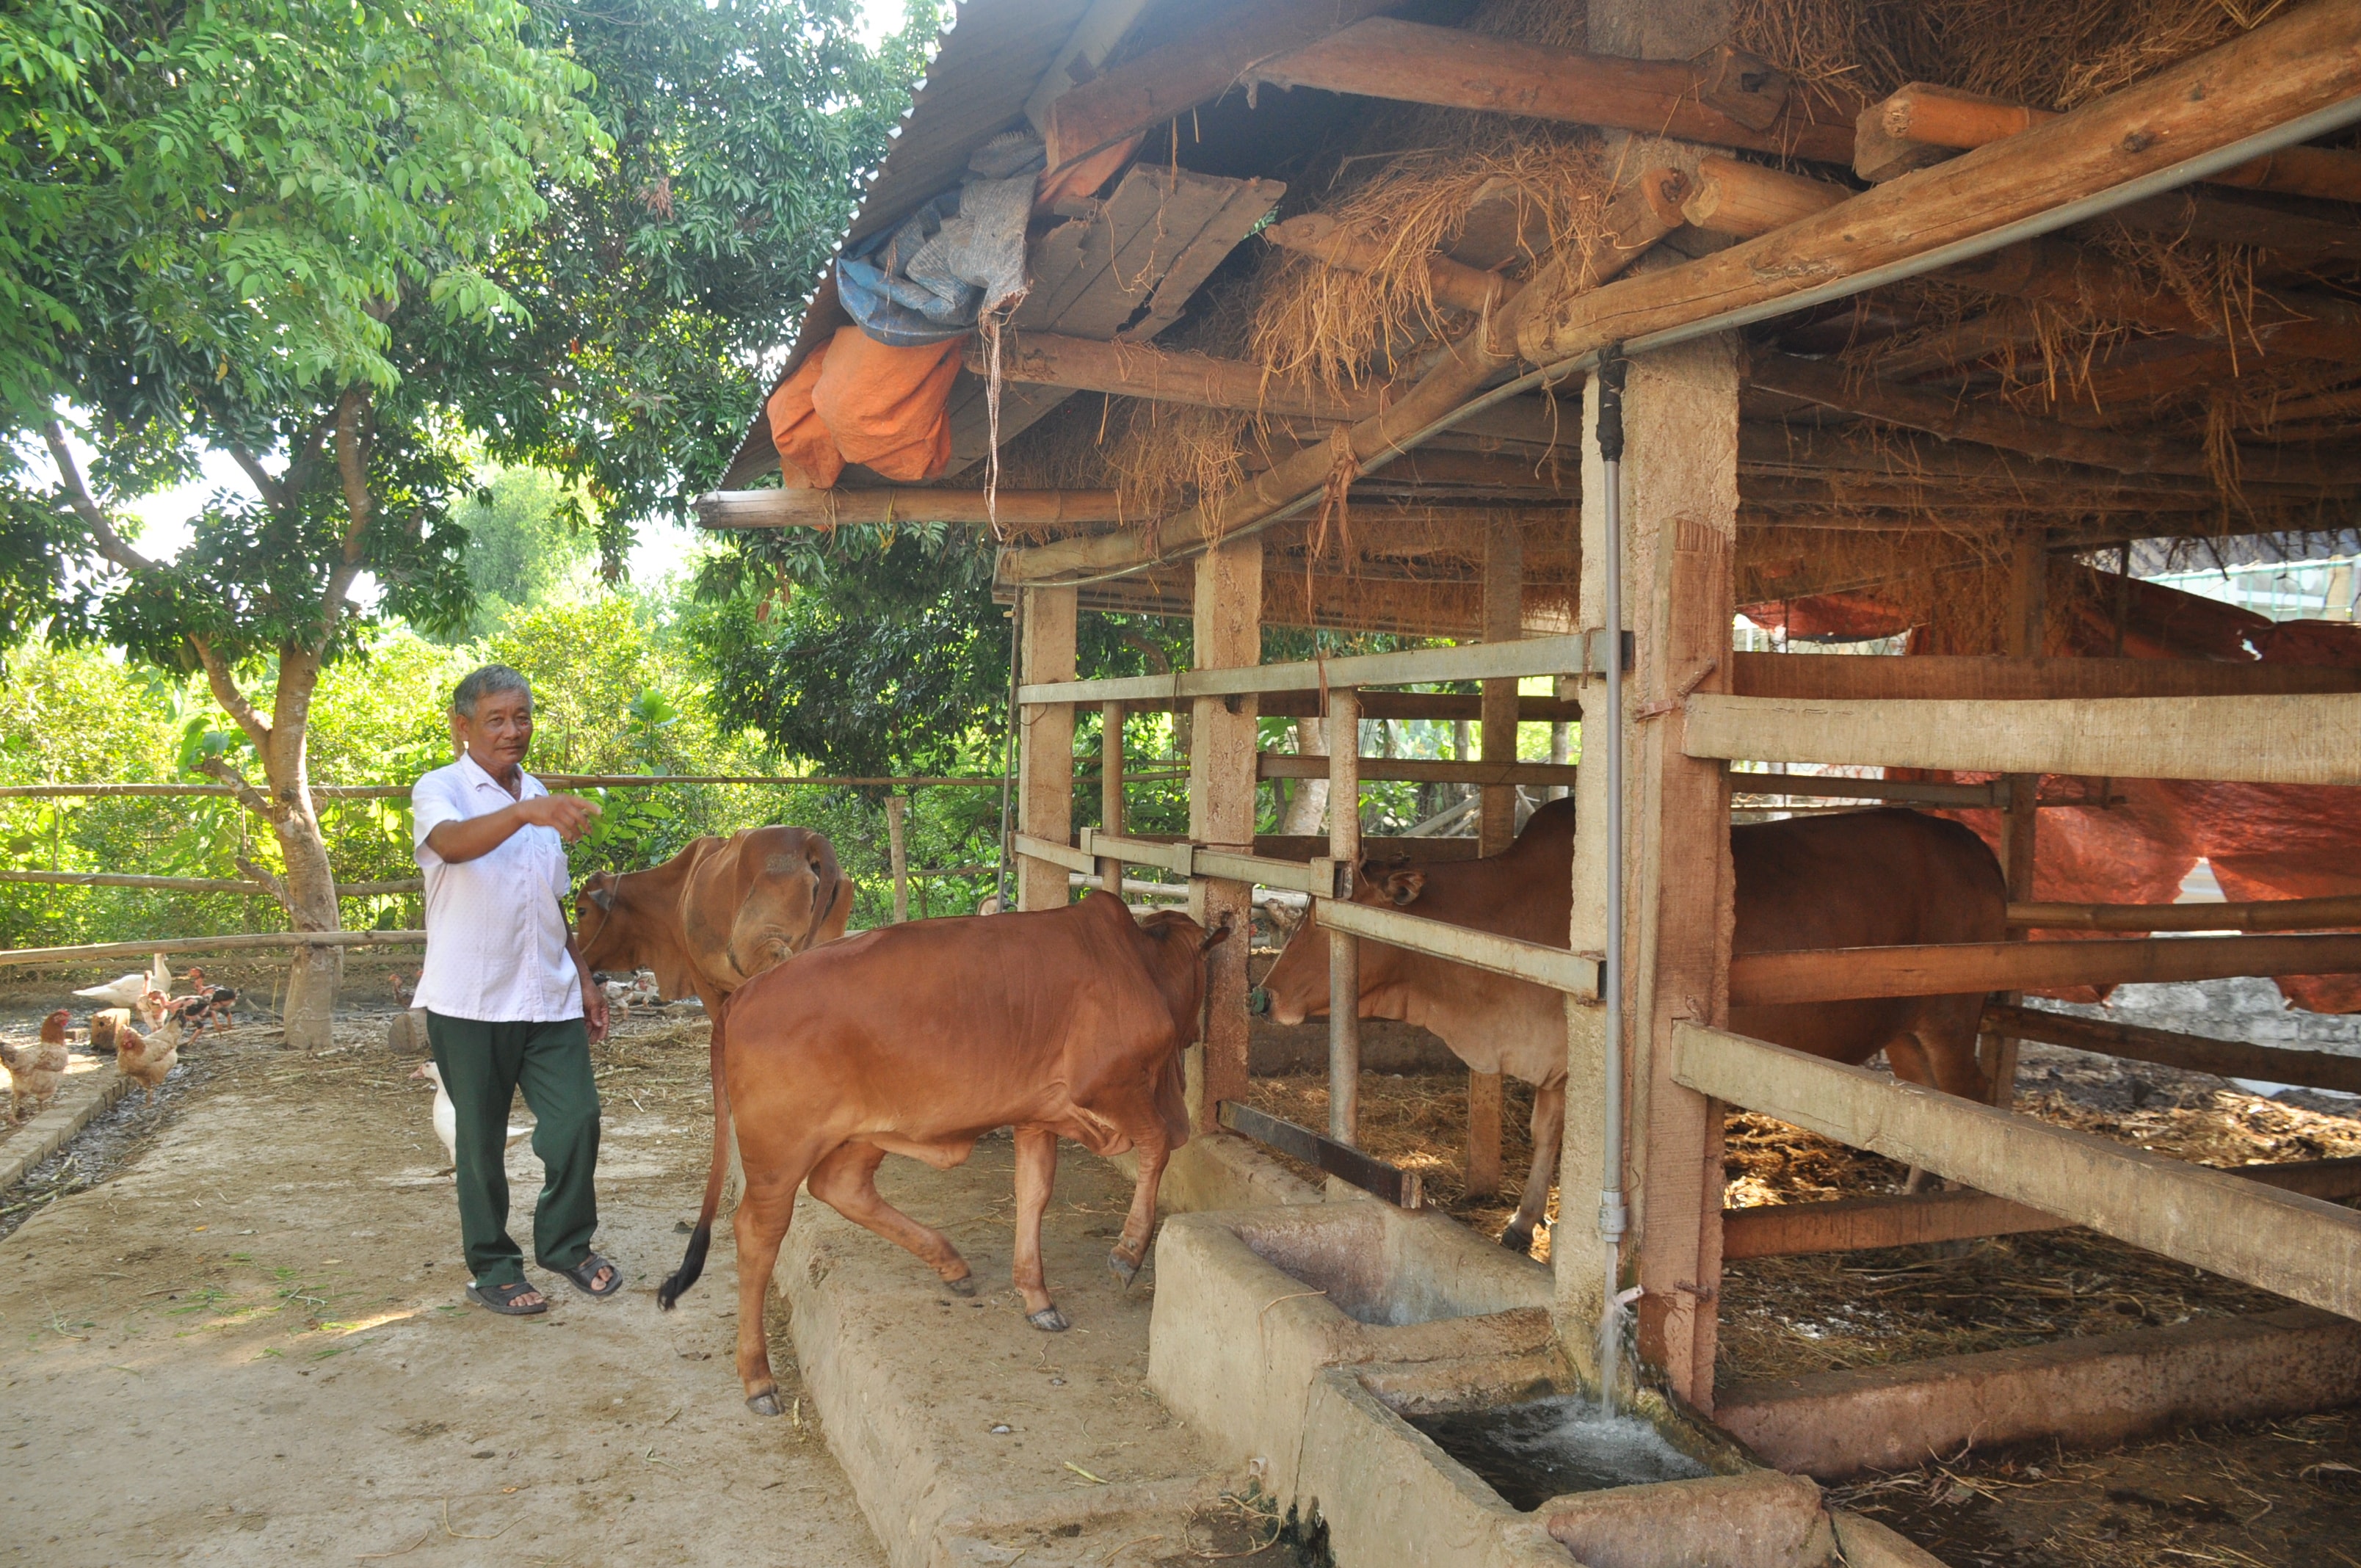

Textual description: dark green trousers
[424,1012,601,1291]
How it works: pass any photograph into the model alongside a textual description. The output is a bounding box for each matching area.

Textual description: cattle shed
[699,0,2361,1561]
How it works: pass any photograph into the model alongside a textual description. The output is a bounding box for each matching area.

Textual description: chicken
[1,1010,72,1122]
[389,971,415,1008]
[73,953,172,1015]
[409,1061,530,1172]
[88,1007,133,1055]
[115,992,197,1105]
[180,968,239,1032]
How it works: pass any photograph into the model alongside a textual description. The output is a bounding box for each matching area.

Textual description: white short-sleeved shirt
[410,753,584,1023]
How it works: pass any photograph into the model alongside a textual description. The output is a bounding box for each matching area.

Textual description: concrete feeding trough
[1149,1201,1945,1568]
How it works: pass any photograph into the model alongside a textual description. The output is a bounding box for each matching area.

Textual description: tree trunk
[264,650,341,1051]
[1280,716,1330,835]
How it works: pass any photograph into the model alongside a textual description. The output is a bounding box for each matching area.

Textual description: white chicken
[408,1061,532,1172]
[74,953,173,1018]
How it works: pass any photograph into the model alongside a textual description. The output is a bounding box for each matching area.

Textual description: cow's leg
[1502,1078,1565,1255]
[806,1140,976,1294]
[1882,1028,1989,1194]
[1109,1125,1169,1288]
[732,1164,806,1415]
[1012,1125,1067,1332]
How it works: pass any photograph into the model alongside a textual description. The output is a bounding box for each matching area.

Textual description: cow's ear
[588,884,616,911]
[1384,869,1426,907]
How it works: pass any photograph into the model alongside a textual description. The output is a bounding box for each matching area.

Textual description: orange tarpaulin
[766,325,963,487]
[1745,572,2361,1012]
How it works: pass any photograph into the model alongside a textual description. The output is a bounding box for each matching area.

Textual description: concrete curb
[1,1060,133,1192]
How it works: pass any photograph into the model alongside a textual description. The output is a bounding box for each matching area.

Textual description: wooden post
[1190,540,1263,1133]
[1560,339,1739,1409]
[887,796,910,923]
[1017,588,1078,912]
[1985,532,2048,1106]
[1329,686,1362,1147]
[1469,515,1523,1197]
[1100,700,1126,895]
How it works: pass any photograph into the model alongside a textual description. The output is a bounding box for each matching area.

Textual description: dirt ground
[0,959,885,1567]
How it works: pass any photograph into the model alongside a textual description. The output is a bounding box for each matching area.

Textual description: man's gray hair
[451,664,532,719]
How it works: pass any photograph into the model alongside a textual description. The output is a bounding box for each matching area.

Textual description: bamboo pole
[0,869,420,897]
[0,929,427,968]
[2009,893,2361,932]
[1730,933,2361,1006]
[886,796,910,924]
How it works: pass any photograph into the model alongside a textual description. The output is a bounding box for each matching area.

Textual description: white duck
[409,1061,533,1172]
[75,952,173,1017]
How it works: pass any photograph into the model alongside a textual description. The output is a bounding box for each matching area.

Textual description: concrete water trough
[1148,1199,1947,1568]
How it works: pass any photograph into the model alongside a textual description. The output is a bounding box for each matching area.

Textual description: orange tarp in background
[766,326,962,487]
[1746,570,2361,1012]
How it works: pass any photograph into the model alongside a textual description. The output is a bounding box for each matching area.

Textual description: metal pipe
[1594,348,1631,1405]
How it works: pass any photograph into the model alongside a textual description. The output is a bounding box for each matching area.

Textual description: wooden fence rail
[0,930,427,968]
[1728,932,2361,1005]
[0,869,423,897]
[1983,1001,2361,1095]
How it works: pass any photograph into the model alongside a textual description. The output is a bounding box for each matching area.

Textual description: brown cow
[656,891,1228,1415]
[1264,801,2004,1252]
[575,825,852,1009]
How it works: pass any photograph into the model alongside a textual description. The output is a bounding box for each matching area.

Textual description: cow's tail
[658,996,733,1310]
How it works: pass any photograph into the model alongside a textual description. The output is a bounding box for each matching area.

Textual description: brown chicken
[116,993,197,1105]
[2,1009,72,1122]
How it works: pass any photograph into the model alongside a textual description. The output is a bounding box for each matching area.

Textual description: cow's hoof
[1027,1306,1070,1333]
[746,1390,784,1418]
[1500,1225,1534,1255]
[1107,1251,1140,1288]
[943,1273,978,1297]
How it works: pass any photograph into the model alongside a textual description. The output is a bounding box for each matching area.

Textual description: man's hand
[582,981,611,1045]
[517,794,601,843]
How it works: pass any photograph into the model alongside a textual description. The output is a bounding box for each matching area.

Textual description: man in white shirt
[412,664,617,1315]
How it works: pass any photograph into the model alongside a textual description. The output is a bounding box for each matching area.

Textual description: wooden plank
[1010,832,1096,876]
[694,487,1126,530]
[1724,1156,2361,1257]
[1860,79,2361,203]
[2010,893,2361,932]
[1123,690,1582,722]
[1017,589,1078,912]
[1672,1022,2361,1324]
[1021,631,1614,705]
[1515,2,2361,369]
[1730,933,2361,1006]
[1730,651,2361,702]
[1683,692,2361,785]
[1192,539,1262,1133]
[1259,753,1577,787]
[1217,1100,1423,1209]
[1321,892,1600,998]
[1329,689,1362,1148]
[1250,18,1857,164]
[1982,1001,2361,1097]
[0,930,427,968]
[1041,0,1403,168]
[1729,774,2002,808]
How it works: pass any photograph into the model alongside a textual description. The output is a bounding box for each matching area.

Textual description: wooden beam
[1263,212,1509,316]
[1020,630,1612,705]
[1321,897,1601,998]
[0,868,421,897]
[1729,650,2361,702]
[999,170,1686,584]
[0,929,427,968]
[697,487,1128,530]
[1858,80,2361,204]
[1219,1100,1422,1208]
[1246,18,1857,164]
[1684,691,2361,785]
[1191,539,1262,1132]
[1017,589,1078,912]
[1750,352,2361,487]
[1260,753,1577,788]
[2012,893,2361,932]
[1724,1155,2361,1257]
[1328,688,1362,1149]
[1515,3,2361,370]
[1680,155,1848,237]
[1041,0,1403,168]
[1673,1023,2361,1324]
[1126,690,1581,722]
[1728,933,2361,1006]
[1982,1001,2361,1096]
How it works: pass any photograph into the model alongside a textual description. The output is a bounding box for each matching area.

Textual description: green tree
[449,468,596,636]
[4,0,929,1044]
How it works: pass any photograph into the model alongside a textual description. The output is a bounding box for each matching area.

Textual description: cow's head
[1261,857,1425,1026]
[1130,904,1232,1045]
[575,869,628,970]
